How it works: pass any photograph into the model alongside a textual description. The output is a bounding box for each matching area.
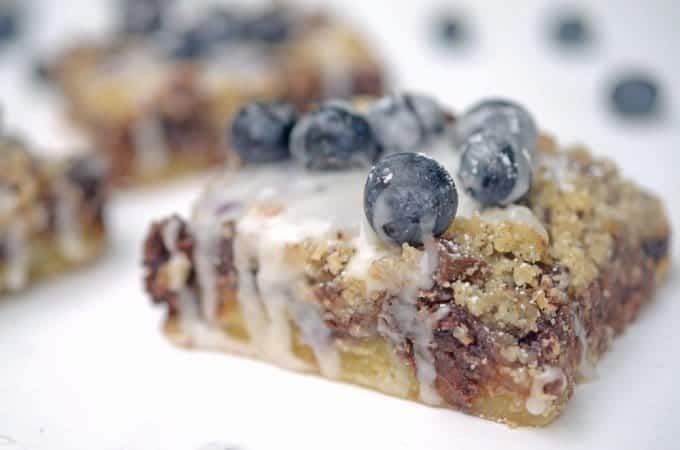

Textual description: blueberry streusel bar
[0,133,108,294]
[142,93,669,425]
[50,1,383,185]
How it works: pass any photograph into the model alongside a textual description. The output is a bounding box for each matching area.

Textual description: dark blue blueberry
[32,58,52,84]
[455,98,537,160]
[121,0,169,36]
[0,4,20,42]
[290,102,381,170]
[367,92,447,154]
[230,101,297,163]
[165,28,204,60]
[66,156,108,201]
[552,13,591,46]
[458,130,531,206]
[643,237,669,261]
[243,7,292,43]
[194,7,243,48]
[435,13,468,46]
[364,152,458,246]
[610,75,660,118]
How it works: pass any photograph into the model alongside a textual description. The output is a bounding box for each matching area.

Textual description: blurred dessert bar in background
[0,132,108,294]
[49,0,384,185]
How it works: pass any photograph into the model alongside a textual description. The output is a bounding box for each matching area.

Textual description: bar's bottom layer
[162,301,568,427]
[113,148,223,187]
[0,226,106,294]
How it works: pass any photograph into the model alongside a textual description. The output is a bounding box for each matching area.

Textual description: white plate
[1,1,679,449]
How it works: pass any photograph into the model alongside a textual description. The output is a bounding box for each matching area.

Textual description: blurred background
[0,1,678,449]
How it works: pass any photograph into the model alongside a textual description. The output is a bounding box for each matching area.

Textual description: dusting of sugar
[539,151,576,193]
[482,205,549,243]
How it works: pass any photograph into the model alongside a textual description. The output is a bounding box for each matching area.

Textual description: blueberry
[643,237,669,262]
[364,152,458,246]
[121,0,169,35]
[230,101,297,163]
[66,156,108,201]
[433,12,469,48]
[243,7,291,43]
[455,98,537,160]
[0,4,20,42]
[367,92,448,154]
[32,58,52,84]
[290,102,381,170]
[194,7,243,48]
[165,28,204,60]
[551,13,591,47]
[458,130,532,206]
[609,75,660,118]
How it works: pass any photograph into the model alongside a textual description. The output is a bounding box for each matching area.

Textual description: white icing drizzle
[190,202,224,322]
[131,114,168,172]
[190,176,248,321]
[160,217,245,353]
[53,179,88,262]
[289,300,340,378]
[160,216,191,291]
[573,312,596,381]
[525,366,566,416]
[343,218,388,283]
[161,217,182,258]
[3,219,28,291]
[375,237,447,405]
[233,198,336,372]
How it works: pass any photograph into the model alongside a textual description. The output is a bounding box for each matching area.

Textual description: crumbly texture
[52,13,384,186]
[142,142,669,426]
[0,138,108,293]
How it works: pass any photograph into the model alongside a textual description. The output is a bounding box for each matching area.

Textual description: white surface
[1,0,679,449]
